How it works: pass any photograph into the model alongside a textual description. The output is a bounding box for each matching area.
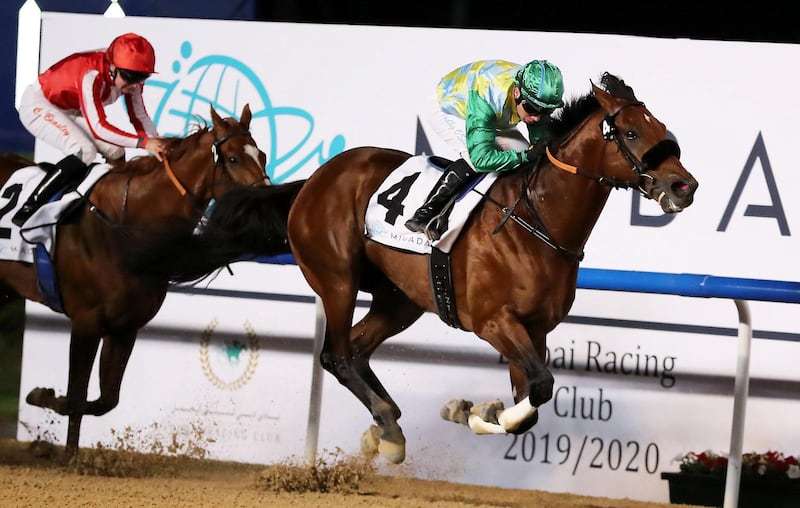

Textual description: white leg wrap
[498,398,537,432]
[467,414,507,434]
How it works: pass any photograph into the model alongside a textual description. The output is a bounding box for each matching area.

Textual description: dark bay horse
[0,104,269,457]
[161,74,698,465]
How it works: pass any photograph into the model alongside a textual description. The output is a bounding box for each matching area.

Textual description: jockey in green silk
[406,59,565,241]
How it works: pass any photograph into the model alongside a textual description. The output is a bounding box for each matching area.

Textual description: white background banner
[17,12,800,504]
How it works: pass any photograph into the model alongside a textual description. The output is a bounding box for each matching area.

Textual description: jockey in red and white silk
[17,33,160,165]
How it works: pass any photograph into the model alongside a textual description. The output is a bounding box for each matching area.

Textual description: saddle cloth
[364,155,497,254]
[0,164,109,263]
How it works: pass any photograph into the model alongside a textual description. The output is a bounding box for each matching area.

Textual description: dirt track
[0,438,707,508]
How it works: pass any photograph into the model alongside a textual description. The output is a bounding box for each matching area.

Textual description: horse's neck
[164,150,216,203]
[527,144,614,253]
[99,160,206,224]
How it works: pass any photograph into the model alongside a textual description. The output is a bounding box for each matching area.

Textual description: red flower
[678,450,800,479]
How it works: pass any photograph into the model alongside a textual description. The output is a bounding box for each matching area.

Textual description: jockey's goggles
[517,98,555,117]
[117,68,151,84]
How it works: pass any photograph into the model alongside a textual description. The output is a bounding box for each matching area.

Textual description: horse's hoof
[440,399,473,425]
[378,438,406,464]
[25,387,55,407]
[470,399,505,425]
[360,425,381,457]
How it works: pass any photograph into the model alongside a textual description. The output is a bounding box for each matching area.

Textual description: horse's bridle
[599,102,681,188]
[547,101,681,194]
[486,101,682,261]
[163,129,256,200]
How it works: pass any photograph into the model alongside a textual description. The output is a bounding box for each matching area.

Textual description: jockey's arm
[465,92,528,172]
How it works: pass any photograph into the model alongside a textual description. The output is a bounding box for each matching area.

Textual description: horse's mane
[545,72,636,143]
[167,124,212,161]
[113,123,213,174]
[547,94,599,141]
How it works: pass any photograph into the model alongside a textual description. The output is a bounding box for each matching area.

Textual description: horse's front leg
[501,359,553,433]
[26,323,102,456]
[83,330,137,416]
[63,325,106,455]
[441,318,552,435]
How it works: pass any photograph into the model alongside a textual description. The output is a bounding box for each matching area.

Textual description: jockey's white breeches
[18,82,124,164]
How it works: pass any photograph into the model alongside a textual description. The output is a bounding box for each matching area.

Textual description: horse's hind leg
[349,280,424,462]
[303,261,420,464]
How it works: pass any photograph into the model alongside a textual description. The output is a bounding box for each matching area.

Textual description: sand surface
[0,438,708,508]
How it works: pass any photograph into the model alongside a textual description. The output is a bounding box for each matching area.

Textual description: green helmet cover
[515,60,565,110]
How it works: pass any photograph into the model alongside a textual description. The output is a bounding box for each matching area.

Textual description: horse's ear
[210,105,223,130]
[240,104,252,130]
[591,80,617,113]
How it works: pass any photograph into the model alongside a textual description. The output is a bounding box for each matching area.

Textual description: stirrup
[405,219,426,234]
[405,210,433,233]
[422,214,448,241]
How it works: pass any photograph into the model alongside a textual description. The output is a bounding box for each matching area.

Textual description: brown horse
[0,104,269,457]
[157,73,698,465]
[286,73,697,464]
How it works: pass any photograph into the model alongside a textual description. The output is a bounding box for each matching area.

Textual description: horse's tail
[117,179,305,284]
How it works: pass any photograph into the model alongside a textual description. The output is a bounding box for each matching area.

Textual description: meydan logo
[199,318,259,390]
[144,40,346,183]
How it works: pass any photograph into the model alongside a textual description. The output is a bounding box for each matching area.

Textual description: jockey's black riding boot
[12,154,88,227]
[404,158,477,241]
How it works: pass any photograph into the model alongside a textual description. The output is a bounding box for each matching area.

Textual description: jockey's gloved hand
[524,142,548,164]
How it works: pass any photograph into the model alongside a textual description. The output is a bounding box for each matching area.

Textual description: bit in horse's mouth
[656,190,686,213]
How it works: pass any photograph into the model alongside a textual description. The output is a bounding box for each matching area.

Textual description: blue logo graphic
[146,41,345,183]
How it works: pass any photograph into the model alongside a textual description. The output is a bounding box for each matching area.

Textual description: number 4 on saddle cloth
[0,163,109,312]
[364,155,497,255]
[364,156,497,328]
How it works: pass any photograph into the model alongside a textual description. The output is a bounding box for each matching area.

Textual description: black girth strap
[429,247,462,328]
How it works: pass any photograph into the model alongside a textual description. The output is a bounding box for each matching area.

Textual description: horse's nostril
[673,182,690,195]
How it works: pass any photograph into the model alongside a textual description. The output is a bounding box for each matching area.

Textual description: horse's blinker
[642,139,681,170]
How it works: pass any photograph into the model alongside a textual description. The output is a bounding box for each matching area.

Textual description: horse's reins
[162,157,187,196]
[471,156,584,261]
[480,101,681,261]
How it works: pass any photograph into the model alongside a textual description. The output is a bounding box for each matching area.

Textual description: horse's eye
[626,130,637,140]
[227,155,240,165]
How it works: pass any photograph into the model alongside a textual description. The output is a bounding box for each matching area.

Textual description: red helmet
[106,33,156,73]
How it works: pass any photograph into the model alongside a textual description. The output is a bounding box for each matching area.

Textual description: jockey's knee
[101,145,125,162]
[71,145,98,166]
